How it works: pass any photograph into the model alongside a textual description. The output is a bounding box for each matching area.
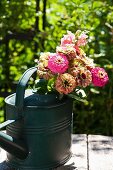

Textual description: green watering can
[0,67,73,170]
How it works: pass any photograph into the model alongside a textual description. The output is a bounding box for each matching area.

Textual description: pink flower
[48,53,69,73]
[61,31,75,46]
[91,67,109,87]
[76,32,88,46]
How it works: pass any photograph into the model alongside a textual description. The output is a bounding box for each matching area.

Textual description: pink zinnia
[48,53,69,73]
[61,31,75,46]
[76,32,88,46]
[91,67,109,87]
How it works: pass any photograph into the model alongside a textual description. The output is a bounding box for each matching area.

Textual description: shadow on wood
[0,161,77,170]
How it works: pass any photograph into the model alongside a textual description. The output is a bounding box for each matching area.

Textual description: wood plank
[0,134,87,170]
[55,134,87,170]
[88,135,113,170]
[0,148,7,163]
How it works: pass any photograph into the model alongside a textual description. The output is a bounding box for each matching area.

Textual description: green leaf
[47,77,56,92]
[90,88,100,94]
[68,93,87,103]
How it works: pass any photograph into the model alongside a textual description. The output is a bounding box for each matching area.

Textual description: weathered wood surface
[1,134,113,170]
[88,135,113,170]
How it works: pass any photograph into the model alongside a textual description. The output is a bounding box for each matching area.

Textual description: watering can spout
[0,131,28,160]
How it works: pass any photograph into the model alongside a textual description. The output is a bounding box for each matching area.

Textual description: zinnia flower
[48,53,69,73]
[56,44,77,60]
[75,68,92,87]
[70,57,95,72]
[37,52,54,80]
[38,52,50,71]
[82,57,95,71]
[39,52,50,62]
[37,62,54,80]
[70,58,85,68]
[76,32,88,46]
[61,31,75,46]
[91,67,109,87]
[55,73,76,94]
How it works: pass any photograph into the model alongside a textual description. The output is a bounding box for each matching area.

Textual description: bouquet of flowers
[35,30,109,100]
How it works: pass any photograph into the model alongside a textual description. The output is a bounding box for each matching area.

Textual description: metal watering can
[0,67,73,170]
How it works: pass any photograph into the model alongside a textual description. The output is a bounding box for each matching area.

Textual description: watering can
[0,67,73,170]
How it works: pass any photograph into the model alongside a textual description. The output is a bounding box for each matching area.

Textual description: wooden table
[0,134,113,170]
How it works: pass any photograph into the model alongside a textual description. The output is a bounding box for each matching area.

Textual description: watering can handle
[15,67,37,115]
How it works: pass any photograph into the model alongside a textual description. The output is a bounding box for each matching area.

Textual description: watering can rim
[5,90,71,109]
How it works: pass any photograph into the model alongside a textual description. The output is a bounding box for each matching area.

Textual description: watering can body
[0,67,73,170]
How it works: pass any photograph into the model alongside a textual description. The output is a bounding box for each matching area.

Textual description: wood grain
[0,147,7,163]
[88,135,113,170]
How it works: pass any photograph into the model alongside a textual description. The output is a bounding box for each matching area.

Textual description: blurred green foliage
[0,0,113,135]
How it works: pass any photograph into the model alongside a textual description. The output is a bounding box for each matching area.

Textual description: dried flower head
[56,45,77,60]
[55,73,76,94]
[37,63,54,80]
[37,52,54,80]
[76,68,92,87]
